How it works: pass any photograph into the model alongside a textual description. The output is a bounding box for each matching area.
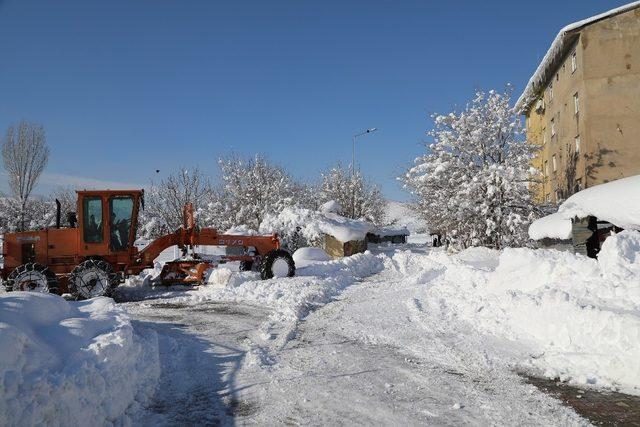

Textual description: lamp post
[351,128,377,178]
[350,127,377,217]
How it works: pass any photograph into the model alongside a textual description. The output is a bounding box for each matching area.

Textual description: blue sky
[0,0,631,200]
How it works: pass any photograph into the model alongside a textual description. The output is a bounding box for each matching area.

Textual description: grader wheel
[260,250,295,279]
[5,263,59,294]
[69,259,118,299]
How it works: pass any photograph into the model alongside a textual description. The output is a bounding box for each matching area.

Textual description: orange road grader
[0,190,295,299]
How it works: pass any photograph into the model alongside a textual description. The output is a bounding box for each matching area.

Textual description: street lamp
[350,127,378,218]
[351,127,377,177]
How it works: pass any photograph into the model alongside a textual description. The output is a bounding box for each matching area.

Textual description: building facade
[517,3,640,204]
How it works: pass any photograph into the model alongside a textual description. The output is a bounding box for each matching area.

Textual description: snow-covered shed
[529,175,640,257]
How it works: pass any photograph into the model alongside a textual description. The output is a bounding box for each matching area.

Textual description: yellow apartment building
[516,2,640,204]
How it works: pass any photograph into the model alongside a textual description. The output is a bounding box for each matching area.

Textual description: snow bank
[0,293,160,425]
[529,175,640,240]
[389,231,640,394]
[293,247,331,267]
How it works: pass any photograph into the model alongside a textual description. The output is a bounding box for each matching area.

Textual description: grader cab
[0,189,295,299]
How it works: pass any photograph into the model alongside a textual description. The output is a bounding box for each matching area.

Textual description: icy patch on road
[385,231,640,395]
[0,293,160,425]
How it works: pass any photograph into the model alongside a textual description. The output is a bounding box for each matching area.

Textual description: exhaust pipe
[55,199,61,229]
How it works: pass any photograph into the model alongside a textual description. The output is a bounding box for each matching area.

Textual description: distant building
[516,2,640,204]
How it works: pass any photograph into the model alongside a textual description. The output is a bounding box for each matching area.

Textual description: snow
[224,224,260,235]
[408,231,640,394]
[319,200,342,214]
[0,293,159,425]
[516,1,640,112]
[384,200,428,234]
[528,211,572,240]
[292,246,331,267]
[529,175,640,240]
[260,206,374,244]
[560,175,640,230]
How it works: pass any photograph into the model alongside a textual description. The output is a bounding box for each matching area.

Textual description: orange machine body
[0,189,281,292]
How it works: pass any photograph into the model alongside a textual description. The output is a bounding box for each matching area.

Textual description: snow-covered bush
[0,196,56,234]
[401,88,540,249]
[203,155,302,231]
[259,207,324,251]
[319,164,385,225]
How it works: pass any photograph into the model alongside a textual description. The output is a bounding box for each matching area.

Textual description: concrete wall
[526,7,640,203]
[581,8,640,185]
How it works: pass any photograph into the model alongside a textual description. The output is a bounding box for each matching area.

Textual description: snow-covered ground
[2,231,639,424]
[0,293,159,425]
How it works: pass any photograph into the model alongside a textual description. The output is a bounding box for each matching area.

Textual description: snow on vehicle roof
[515,1,640,112]
[529,175,640,240]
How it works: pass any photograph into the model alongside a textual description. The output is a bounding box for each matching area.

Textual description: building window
[575,178,583,193]
[555,189,561,202]
[546,193,551,203]
[551,118,556,136]
[571,52,577,73]
[542,129,547,145]
[556,73,559,82]
[574,92,579,115]
[575,135,580,153]
[544,160,549,176]
[549,83,554,100]
[552,155,557,172]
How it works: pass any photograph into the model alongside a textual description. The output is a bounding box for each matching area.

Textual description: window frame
[575,135,581,153]
[571,51,577,73]
[552,154,557,172]
[574,92,579,115]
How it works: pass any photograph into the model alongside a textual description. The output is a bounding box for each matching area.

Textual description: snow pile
[0,293,160,425]
[388,231,640,394]
[293,247,331,267]
[529,175,640,240]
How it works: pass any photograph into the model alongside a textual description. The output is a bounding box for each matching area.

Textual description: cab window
[109,196,134,251]
[83,197,103,243]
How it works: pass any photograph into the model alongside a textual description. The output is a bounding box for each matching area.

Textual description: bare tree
[141,167,213,238]
[2,121,49,230]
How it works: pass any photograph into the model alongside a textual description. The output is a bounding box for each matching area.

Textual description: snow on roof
[321,212,374,242]
[528,212,572,240]
[515,1,640,112]
[529,175,640,240]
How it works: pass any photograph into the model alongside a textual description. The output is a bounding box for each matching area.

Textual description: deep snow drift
[0,293,159,426]
[388,230,640,395]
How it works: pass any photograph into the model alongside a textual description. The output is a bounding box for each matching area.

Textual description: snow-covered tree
[401,88,540,249]
[203,155,299,231]
[0,196,55,234]
[140,168,213,239]
[319,164,385,225]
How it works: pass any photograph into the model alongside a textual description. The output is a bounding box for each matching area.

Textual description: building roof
[515,1,640,113]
